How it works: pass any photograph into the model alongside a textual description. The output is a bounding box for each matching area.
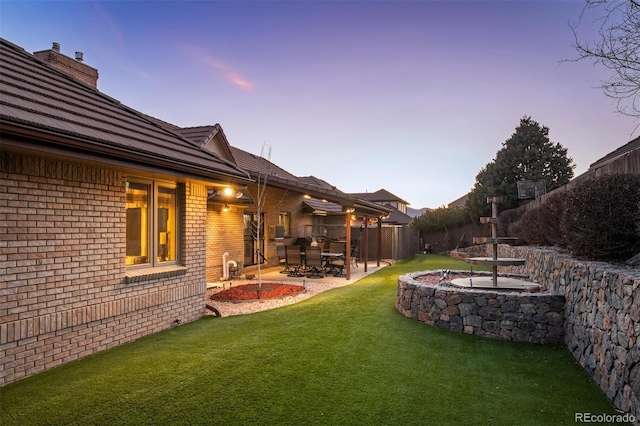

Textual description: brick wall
[206,204,245,282]
[0,151,207,385]
[206,184,309,282]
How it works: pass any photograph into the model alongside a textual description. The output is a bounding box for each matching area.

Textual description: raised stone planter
[396,270,565,343]
[452,245,640,421]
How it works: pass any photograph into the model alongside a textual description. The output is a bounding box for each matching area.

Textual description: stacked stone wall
[396,272,565,343]
[454,245,640,420]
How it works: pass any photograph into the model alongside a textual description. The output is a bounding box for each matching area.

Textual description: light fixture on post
[222,204,231,212]
[223,187,234,196]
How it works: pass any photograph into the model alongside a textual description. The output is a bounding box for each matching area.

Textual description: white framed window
[125,179,180,267]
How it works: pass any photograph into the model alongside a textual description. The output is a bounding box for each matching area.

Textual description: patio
[205,261,390,317]
[207,260,390,289]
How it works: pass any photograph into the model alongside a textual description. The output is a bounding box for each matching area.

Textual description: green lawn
[0,255,622,425]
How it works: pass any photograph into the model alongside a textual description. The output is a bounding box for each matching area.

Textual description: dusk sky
[2,1,638,209]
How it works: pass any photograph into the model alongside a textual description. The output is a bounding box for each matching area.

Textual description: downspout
[221,252,230,280]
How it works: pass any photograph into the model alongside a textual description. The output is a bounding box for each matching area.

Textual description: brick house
[164,132,392,281]
[0,39,252,385]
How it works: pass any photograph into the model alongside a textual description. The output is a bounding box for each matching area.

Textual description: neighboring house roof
[448,193,469,208]
[381,204,413,225]
[0,38,251,185]
[351,188,409,205]
[589,135,640,169]
[224,146,391,217]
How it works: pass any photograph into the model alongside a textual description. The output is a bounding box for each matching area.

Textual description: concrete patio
[207,260,391,289]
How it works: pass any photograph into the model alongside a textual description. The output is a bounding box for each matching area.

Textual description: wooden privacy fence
[420,222,485,254]
[353,225,421,262]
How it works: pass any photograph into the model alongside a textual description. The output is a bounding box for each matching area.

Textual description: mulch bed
[210,283,305,301]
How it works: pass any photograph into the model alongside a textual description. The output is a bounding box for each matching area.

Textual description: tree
[411,205,470,233]
[465,117,575,220]
[568,0,640,118]
[247,143,271,298]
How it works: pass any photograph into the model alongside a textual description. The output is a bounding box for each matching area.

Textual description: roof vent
[75,51,84,62]
[52,42,60,52]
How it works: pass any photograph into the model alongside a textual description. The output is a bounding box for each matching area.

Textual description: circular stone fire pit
[396,270,565,344]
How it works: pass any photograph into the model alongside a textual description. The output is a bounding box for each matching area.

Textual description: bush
[411,206,471,233]
[514,206,549,246]
[498,208,522,238]
[561,173,640,261]
[539,190,568,247]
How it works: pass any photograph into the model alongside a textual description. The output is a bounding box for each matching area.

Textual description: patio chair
[276,242,291,274]
[327,242,346,277]
[285,245,304,277]
[304,245,324,279]
[350,240,359,269]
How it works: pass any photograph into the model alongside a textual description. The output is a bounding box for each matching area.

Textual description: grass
[0,255,623,425]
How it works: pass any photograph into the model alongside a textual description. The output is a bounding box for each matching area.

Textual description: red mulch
[211,283,304,301]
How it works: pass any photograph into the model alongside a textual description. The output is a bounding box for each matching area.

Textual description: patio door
[243,212,265,266]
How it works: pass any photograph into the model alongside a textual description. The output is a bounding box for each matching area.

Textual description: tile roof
[298,176,337,191]
[381,204,413,225]
[0,38,251,184]
[350,188,409,205]
[227,147,391,216]
[229,146,298,180]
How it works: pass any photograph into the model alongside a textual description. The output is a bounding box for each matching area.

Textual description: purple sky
[2,1,638,209]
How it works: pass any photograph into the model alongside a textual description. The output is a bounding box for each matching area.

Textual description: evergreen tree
[466,116,575,220]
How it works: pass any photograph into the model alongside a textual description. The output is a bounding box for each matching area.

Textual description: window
[126,180,179,267]
[278,212,291,236]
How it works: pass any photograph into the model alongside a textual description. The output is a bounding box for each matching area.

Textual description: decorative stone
[479,307,502,321]
[466,315,483,328]
[501,300,519,313]
[475,297,488,307]
[458,303,474,316]
[444,294,462,305]
[518,321,536,332]
[484,320,500,334]
[442,305,459,316]
[546,312,563,327]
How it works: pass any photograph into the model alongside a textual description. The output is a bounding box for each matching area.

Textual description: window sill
[125,265,187,284]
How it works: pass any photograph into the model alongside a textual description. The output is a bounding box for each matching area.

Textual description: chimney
[33,42,99,89]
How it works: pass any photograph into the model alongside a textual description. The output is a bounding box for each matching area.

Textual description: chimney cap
[75,51,84,62]
[52,42,60,52]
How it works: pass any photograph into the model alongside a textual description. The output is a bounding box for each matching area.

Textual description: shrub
[539,190,568,247]
[561,173,640,261]
[515,206,549,246]
[498,208,522,238]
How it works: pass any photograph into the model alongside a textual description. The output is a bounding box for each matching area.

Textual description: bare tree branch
[565,0,640,117]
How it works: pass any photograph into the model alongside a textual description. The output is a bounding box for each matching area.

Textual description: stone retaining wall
[396,271,565,343]
[451,245,640,421]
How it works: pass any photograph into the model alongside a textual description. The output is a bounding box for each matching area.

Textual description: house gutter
[0,121,254,185]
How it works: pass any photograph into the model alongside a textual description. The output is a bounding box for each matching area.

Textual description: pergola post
[345,212,351,280]
[363,216,368,272]
[377,217,382,267]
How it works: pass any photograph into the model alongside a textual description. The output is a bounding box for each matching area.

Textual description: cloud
[181,44,255,91]
[91,0,124,48]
